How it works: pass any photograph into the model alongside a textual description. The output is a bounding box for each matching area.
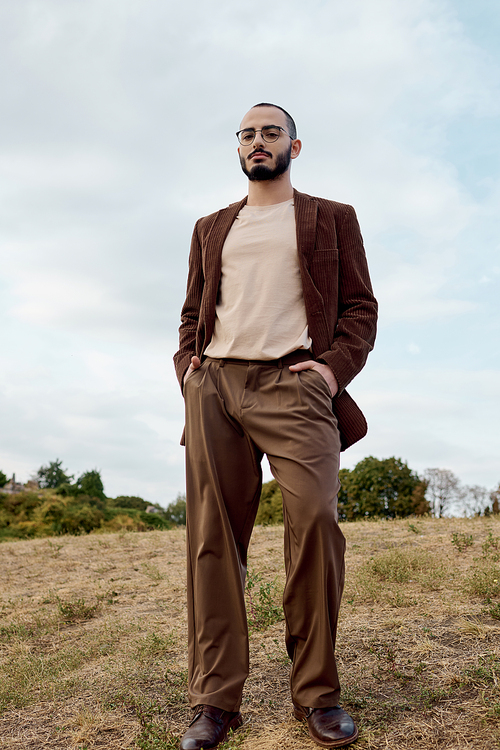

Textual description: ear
[290,139,302,160]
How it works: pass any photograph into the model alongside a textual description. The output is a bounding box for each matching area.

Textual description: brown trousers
[183,355,346,712]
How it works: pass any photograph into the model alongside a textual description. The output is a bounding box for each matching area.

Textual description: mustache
[249,148,272,159]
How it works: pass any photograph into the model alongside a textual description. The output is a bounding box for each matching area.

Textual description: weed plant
[482,530,500,560]
[163,668,189,706]
[466,560,500,598]
[354,546,443,603]
[488,601,500,620]
[135,723,179,750]
[451,531,474,552]
[368,548,432,583]
[245,569,283,631]
[56,595,101,622]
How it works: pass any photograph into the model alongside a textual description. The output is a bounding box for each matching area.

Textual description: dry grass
[1,516,499,749]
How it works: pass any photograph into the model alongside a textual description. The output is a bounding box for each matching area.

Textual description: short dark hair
[251,102,297,140]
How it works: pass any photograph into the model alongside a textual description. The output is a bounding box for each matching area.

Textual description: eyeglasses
[235,126,292,146]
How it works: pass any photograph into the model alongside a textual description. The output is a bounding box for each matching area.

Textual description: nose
[252,129,266,147]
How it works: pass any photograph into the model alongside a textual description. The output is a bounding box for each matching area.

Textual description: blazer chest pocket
[309,249,339,305]
[311,247,338,260]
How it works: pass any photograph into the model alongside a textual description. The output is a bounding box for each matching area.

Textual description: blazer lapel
[293,189,318,265]
[201,196,247,351]
[293,189,330,352]
[204,196,248,281]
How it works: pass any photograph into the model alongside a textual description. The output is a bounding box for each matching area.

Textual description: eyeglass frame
[235,125,293,146]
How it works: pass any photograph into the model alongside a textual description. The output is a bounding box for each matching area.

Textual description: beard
[240,143,292,181]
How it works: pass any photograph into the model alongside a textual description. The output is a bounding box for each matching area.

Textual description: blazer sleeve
[173,220,204,391]
[318,205,377,393]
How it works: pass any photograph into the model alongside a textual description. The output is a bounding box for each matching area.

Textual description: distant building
[3,474,24,494]
[2,474,39,494]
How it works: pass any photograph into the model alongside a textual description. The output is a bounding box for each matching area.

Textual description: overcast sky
[1,0,499,506]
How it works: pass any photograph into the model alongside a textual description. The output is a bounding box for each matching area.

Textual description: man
[174,103,377,749]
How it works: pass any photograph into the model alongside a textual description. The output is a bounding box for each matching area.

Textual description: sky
[1,0,499,507]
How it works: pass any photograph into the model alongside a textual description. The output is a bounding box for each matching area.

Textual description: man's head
[237,103,301,182]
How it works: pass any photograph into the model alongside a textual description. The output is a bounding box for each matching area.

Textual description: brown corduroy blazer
[174,189,378,450]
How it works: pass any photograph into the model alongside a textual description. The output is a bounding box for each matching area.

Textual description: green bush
[139,511,173,530]
[0,488,174,540]
[256,480,283,525]
[0,491,41,518]
[111,495,151,510]
[32,495,105,535]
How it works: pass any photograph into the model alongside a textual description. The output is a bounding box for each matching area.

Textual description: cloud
[1,0,499,501]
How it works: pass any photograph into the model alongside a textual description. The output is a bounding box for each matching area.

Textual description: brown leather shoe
[293,703,358,748]
[180,705,243,750]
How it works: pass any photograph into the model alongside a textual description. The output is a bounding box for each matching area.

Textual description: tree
[37,459,73,489]
[424,468,462,517]
[490,484,500,515]
[462,484,489,517]
[164,493,187,525]
[76,470,105,500]
[338,456,428,521]
[0,470,7,488]
[411,479,430,516]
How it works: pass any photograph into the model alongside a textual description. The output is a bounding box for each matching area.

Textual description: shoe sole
[293,709,359,748]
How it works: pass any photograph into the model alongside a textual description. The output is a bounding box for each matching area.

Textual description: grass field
[1,515,499,749]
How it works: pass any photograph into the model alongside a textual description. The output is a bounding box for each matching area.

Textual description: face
[237,106,300,182]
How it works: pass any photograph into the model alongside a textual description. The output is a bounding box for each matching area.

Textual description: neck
[246,171,294,206]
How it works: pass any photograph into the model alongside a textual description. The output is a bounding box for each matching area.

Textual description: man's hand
[183,356,202,388]
[289,360,338,398]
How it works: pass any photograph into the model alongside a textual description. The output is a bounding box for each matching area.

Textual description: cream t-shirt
[204,199,312,360]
